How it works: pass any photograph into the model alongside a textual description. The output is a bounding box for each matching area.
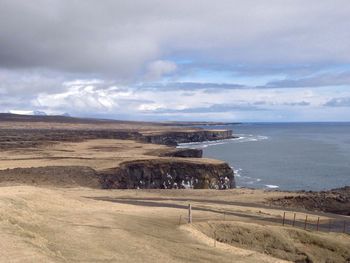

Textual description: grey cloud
[151,103,268,114]
[1,0,350,121]
[1,0,350,78]
[0,69,67,96]
[283,101,310,106]
[137,82,245,91]
[178,62,339,80]
[324,97,350,107]
[266,71,350,88]
[180,92,196,97]
[139,69,350,91]
[253,101,310,106]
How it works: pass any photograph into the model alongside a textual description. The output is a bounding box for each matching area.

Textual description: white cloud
[138,103,164,112]
[22,80,350,121]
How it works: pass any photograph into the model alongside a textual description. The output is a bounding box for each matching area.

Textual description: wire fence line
[91,196,349,234]
[178,203,349,234]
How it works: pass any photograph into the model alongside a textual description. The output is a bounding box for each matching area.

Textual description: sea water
[178,123,350,191]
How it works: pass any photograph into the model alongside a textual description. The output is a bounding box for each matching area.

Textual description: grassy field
[0,186,349,263]
[0,139,222,171]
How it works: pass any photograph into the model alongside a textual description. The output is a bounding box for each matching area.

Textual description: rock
[0,160,236,190]
[140,130,234,146]
[269,186,350,215]
[99,159,235,190]
[159,148,203,158]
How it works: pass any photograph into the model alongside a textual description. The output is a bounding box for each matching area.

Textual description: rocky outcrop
[0,160,236,190]
[140,130,234,146]
[158,148,203,158]
[99,159,235,190]
[269,186,350,215]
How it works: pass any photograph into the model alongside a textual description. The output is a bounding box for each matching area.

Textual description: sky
[1,0,350,122]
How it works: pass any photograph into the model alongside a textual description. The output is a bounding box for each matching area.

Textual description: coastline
[1,114,349,215]
[0,114,236,190]
[196,123,350,192]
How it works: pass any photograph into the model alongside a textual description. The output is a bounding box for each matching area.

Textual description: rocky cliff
[0,128,233,149]
[140,130,234,145]
[0,160,236,190]
[156,148,203,158]
[99,159,235,190]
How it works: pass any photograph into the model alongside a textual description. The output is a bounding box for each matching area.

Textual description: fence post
[292,213,296,227]
[282,212,286,226]
[178,215,182,225]
[223,212,226,221]
[304,215,308,230]
[188,204,192,223]
[316,217,320,231]
[214,231,217,247]
[343,221,346,234]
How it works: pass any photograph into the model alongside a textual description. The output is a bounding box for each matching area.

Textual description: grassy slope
[0,186,293,263]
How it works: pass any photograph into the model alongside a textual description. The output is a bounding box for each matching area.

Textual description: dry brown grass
[0,185,348,262]
[192,221,350,263]
[0,186,295,263]
[0,120,197,132]
[0,139,223,172]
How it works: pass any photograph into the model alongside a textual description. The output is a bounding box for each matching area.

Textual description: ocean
[178,123,350,191]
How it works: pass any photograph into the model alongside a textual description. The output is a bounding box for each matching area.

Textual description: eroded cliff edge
[0,159,235,190]
[139,129,235,145]
[100,159,235,189]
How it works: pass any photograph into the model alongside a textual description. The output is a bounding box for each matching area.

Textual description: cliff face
[141,130,234,146]
[0,161,235,190]
[0,129,212,157]
[0,129,233,149]
[158,148,203,158]
[100,159,235,190]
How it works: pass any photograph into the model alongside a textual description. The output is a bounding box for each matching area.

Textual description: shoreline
[187,125,350,193]
[0,114,236,190]
[0,114,349,215]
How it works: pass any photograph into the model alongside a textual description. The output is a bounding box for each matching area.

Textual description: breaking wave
[177,134,268,149]
[232,167,263,188]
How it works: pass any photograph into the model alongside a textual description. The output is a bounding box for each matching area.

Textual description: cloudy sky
[1,0,350,121]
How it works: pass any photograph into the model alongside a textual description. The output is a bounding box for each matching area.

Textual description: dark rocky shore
[269,186,350,215]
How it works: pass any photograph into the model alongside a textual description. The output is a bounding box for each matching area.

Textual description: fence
[178,203,349,234]
[280,211,348,233]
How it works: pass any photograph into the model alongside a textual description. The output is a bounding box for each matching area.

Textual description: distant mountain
[5,110,73,117]
[7,110,47,116]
